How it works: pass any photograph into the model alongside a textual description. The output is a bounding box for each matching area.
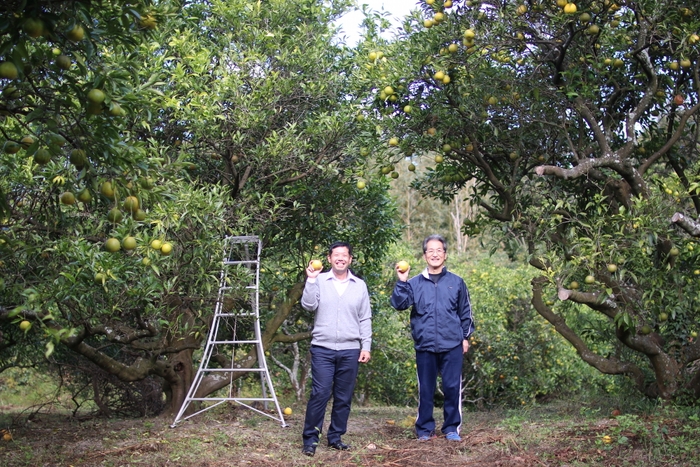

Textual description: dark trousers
[415,344,463,437]
[302,345,360,446]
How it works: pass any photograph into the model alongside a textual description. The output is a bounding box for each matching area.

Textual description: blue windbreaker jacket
[390,267,474,352]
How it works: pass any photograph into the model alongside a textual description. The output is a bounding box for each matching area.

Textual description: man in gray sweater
[300,241,372,457]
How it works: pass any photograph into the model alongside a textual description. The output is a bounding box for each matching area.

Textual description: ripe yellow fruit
[105,238,121,252]
[584,275,595,284]
[397,260,409,273]
[19,320,31,331]
[463,29,475,39]
[563,3,577,14]
[607,263,618,273]
[356,180,366,190]
[448,43,458,53]
[283,407,293,416]
[388,137,399,146]
[569,281,580,290]
[435,155,444,163]
[151,239,163,250]
[122,236,137,250]
[434,70,445,81]
[311,260,323,271]
[160,242,173,255]
[602,435,612,444]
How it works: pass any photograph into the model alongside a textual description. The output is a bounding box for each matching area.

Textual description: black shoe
[302,445,316,457]
[328,441,351,451]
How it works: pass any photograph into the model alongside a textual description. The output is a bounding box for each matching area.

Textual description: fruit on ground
[310,260,323,271]
[122,236,137,250]
[19,320,31,331]
[397,260,409,273]
[105,238,121,252]
[356,180,366,189]
[94,272,106,284]
[283,407,292,415]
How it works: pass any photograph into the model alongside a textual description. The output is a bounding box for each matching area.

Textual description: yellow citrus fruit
[105,238,121,252]
[397,260,410,273]
[122,236,137,250]
[123,196,139,213]
[283,407,292,415]
[60,192,76,205]
[107,208,123,223]
[160,242,173,255]
[310,260,323,270]
[150,239,163,250]
[19,320,31,331]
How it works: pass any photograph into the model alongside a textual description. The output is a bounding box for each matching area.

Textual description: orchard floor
[0,400,697,466]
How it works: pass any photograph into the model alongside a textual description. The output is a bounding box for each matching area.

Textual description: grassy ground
[1,397,699,466]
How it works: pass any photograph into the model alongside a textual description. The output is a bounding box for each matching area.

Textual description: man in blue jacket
[390,234,474,442]
[300,241,372,456]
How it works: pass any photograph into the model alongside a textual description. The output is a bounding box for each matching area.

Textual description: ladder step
[199,368,266,372]
[223,260,258,265]
[210,340,260,344]
[215,312,257,317]
[188,397,276,402]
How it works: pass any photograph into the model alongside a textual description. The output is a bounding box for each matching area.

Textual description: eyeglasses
[425,249,445,255]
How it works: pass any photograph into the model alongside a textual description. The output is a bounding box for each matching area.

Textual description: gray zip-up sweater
[301,270,372,352]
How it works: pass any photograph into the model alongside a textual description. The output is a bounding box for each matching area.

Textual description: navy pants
[415,344,463,437]
[302,346,360,447]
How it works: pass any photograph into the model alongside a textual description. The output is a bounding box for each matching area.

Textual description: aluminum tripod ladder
[171,236,287,427]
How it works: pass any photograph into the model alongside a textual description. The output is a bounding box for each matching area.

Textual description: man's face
[327,246,352,275]
[423,239,446,270]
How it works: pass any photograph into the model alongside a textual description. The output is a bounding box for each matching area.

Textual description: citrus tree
[355,0,700,401]
[1,0,400,416]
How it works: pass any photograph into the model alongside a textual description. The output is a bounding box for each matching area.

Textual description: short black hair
[422,234,447,253]
[328,241,353,256]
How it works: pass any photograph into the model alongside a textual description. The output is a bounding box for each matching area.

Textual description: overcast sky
[334,1,421,45]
